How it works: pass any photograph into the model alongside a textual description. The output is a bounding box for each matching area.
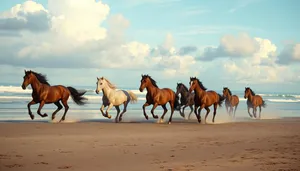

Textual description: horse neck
[146,84,159,95]
[226,93,232,101]
[102,85,114,97]
[194,85,205,97]
[247,93,254,101]
[30,76,43,93]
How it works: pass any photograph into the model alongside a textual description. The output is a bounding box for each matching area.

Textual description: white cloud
[198,33,260,61]
[0,1,50,32]
[277,43,300,65]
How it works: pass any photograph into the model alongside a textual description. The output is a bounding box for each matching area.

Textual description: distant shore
[0,117,299,171]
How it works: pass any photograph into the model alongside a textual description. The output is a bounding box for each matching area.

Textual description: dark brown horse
[188,77,225,123]
[223,87,239,117]
[244,87,266,119]
[21,70,87,122]
[175,83,195,120]
[139,74,179,124]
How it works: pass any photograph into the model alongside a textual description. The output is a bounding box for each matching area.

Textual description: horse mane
[178,83,188,92]
[102,77,117,89]
[246,87,255,96]
[190,77,207,91]
[142,75,158,88]
[224,87,232,95]
[29,71,50,85]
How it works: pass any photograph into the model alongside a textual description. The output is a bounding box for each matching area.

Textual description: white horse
[95,77,138,123]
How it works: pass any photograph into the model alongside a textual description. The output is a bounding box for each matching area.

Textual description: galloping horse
[244,87,266,119]
[175,83,195,120]
[21,70,87,122]
[95,77,138,123]
[188,77,225,123]
[222,87,239,117]
[139,75,179,124]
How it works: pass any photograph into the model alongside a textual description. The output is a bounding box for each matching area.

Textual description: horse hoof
[107,115,112,119]
[145,116,149,120]
[153,115,159,119]
[30,115,34,120]
[168,122,171,124]
[43,114,48,117]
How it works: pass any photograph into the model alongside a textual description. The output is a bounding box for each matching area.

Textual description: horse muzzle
[244,96,246,99]
[21,84,26,90]
[95,90,99,94]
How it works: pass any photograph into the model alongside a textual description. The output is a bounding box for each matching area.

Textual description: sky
[0,0,300,93]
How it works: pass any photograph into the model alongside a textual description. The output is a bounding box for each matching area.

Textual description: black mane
[246,87,255,96]
[177,83,188,92]
[142,74,158,88]
[27,71,50,85]
[190,77,207,90]
[224,87,232,95]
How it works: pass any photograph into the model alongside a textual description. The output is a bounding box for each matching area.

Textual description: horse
[222,87,239,117]
[139,74,179,124]
[244,87,266,119]
[21,70,87,122]
[175,83,195,120]
[95,77,138,123]
[188,77,225,124]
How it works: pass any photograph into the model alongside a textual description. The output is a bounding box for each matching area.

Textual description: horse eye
[100,83,103,85]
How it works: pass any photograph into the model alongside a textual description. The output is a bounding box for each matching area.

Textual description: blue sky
[0,0,300,93]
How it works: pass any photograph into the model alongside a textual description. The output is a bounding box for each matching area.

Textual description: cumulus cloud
[276,43,300,65]
[198,33,259,61]
[0,1,50,32]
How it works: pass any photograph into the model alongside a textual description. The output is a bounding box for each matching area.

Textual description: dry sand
[0,118,299,171]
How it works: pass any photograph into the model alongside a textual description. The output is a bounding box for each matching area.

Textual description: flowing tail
[128,91,138,103]
[218,93,225,107]
[67,86,87,105]
[262,100,267,108]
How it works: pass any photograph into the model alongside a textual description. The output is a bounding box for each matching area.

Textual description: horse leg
[253,107,257,118]
[119,101,129,122]
[197,105,204,124]
[194,105,201,123]
[159,104,168,123]
[59,99,69,122]
[114,106,121,123]
[150,103,159,119]
[168,101,175,124]
[233,104,238,118]
[204,107,210,124]
[248,107,253,118]
[100,104,110,118]
[259,106,262,119]
[142,102,150,120]
[180,105,186,118]
[212,103,218,123]
[188,105,193,120]
[37,101,48,118]
[52,101,63,120]
[27,100,36,120]
[105,103,114,119]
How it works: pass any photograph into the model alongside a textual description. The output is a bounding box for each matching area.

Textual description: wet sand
[0,118,299,171]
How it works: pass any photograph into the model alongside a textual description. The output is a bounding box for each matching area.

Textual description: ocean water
[0,85,299,123]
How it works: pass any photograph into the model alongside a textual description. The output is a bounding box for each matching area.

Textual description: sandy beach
[0,118,299,171]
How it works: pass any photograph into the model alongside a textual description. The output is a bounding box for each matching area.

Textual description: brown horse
[188,77,225,123]
[21,70,87,122]
[223,87,239,117]
[175,83,195,120]
[139,74,179,124]
[244,87,266,119]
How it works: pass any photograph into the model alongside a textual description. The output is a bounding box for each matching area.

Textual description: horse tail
[262,100,267,108]
[128,91,138,103]
[67,86,87,105]
[218,93,225,107]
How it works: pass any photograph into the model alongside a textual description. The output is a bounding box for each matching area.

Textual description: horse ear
[97,77,99,80]
[24,70,26,74]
